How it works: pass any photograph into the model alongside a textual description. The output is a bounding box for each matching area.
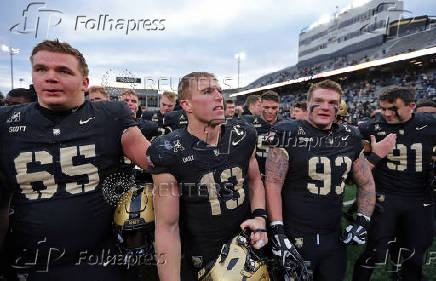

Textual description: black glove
[341,213,370,245]
[270,223,311,281]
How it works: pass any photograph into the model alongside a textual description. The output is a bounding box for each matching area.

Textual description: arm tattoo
[353,152,376,217]
[265,147,289,185]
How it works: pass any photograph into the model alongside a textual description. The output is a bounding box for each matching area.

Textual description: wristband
[270,220,284,227]
[252,208,267,222]
[367,152,382,166]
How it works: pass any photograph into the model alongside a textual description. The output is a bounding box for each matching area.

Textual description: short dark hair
[224,99,234,110]
[261,90,280,103]
[178,72,216,100]
[307,79,342,101]
[7,88,37,102]
[293,101,307,112]
[31,39,89,77]
[245,95,260,107]
[379,86,415,105]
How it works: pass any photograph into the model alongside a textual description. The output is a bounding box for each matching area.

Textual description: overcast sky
[0,0,435,95]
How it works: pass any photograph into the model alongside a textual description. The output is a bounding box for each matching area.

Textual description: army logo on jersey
[375,124,381,131]
[252,117,261,128]
[173,139,185,152]
[7,112,21,123]
[295,238,304,249]
[298,127,305,135]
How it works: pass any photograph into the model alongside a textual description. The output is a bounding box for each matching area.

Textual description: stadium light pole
[234,52,246,89]
[2,44,20,90]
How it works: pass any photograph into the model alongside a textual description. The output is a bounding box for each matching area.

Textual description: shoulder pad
[414,112,436,125]
[147,132,183,169]
[0,103,33,124]
[339,123,361,137]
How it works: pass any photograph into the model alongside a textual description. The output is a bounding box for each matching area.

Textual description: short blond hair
[177,72,216,100]
[307,79,342,101]
[88,86,109,98]
[120,89,138,99]
[162,91,176,102]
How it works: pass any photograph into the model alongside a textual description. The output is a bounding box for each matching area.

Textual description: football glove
[341,213,370,245]
[270,222,311,281]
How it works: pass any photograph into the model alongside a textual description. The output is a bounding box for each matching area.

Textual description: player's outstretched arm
[352,152,376,218]
[265,147,289,222]
[241,150,268,249]
[121,126,152,170]
[366,133,396,169]
[153,173,181,281]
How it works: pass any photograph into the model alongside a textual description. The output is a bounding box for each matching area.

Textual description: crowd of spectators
[237,65,436,125]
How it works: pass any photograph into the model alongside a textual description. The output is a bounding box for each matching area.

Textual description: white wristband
[357,212,371,222]
[270,220,284,227]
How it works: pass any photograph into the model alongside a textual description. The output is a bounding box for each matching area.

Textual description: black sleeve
[268,119,295,148]
[138,118,159,140]
[117,101,137,130]
[351,126,364,159]
[141,111,153,121]
[240,120,258,155]
[146,137,176,176]
[358,120,372,141]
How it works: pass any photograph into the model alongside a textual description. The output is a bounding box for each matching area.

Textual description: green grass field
[342,185,436,281]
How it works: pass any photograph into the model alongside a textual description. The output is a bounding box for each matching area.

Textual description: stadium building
[298,0,403,67]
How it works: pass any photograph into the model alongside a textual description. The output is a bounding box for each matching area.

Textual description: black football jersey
[270,120,363,233]
[163,109,188,133]
[137,118,159,140]
[142,110,164,127]
[243,115,280,175]
[0,101,136,270]
[359,112,436,196]
[147,119,256,266]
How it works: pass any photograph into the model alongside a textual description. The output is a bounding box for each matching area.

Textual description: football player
[0,40,151,280]
[119,89,159,140]
[142,91,176,127]
[290,101,308,120]
[353,86,436,281]
[5,88,37,106]
[265,79,376,281]
[224,99,236,119]
[149,72,268,281]
[88,85,110,102]
[242,95,262,116]
[244,90,282,176]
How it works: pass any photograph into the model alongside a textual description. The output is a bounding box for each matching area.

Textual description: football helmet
[113,184,155,265]
[197,231,270,281]
[337,100,348,123]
